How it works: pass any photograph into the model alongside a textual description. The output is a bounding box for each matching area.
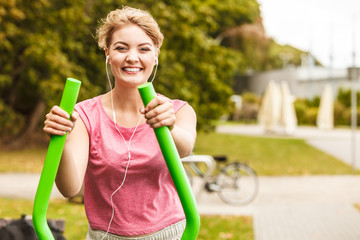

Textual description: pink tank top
[75,95,186,236]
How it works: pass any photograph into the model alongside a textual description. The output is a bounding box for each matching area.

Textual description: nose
[126,49,139,63]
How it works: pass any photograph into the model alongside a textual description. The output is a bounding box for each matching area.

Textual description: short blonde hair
[96,6,164,51]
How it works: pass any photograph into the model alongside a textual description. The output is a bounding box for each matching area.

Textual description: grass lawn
[0,148,45,173]
[0,198,253,240]
[194,132,357,176]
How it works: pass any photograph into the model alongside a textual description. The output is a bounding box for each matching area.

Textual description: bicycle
[182,155,259,206]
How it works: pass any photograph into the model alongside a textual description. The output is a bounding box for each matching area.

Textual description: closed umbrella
[258,80,281,133]
[317,83,334,130]
[279,81,297,135]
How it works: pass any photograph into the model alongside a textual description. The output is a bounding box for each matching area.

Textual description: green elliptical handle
[138,82,200,240]
[33,78,81,240]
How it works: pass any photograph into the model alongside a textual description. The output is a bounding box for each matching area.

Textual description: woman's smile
[122,66,143,74]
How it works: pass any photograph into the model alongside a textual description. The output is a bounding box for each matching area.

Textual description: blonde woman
[43,6,196,240]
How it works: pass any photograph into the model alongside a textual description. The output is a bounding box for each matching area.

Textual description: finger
[51,105,70,119]
[71,111,79,121]
[44,118,73,133]
[145,96,168,111]
[139,107,146,114]
[146,112,176,129]
[43,125,68,136]
[144,103,171,119]
[147,117,176,129]
[47,114,74,128]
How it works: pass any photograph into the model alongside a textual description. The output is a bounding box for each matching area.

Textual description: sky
[258,0,360,69]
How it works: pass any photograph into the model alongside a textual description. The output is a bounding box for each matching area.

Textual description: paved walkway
[214,124,360,239]
[1,125,360,239]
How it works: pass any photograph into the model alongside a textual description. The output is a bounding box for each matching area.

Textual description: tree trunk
[4,99,46,149]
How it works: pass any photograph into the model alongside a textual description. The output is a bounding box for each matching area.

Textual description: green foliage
[0,0,104,141]
[0,0,264,137]
[241,91,259,104]
[336,87,360,108]
[305,107,318,125]
[294,97,320,125]
[293,99,307,125]
[0,99,24,140]
[337,88,351,107]
[294,88,360,126]
[334,87,360,126]
[333,101,347,125]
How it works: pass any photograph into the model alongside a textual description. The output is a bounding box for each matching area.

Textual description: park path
[213,124,360,239]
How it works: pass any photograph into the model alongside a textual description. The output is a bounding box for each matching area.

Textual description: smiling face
[106,23,158,87]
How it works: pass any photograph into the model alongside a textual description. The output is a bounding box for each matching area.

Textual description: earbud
[106,55,110,64]
[155,57,158,65]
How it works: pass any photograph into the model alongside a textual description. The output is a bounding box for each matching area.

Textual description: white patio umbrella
[279,81,297,135]
[317,83,334,130]
[258,80,281,133]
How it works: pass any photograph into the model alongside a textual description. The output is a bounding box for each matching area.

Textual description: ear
[105,48,110,63]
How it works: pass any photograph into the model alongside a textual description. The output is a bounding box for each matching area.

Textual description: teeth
[123,67,141,72]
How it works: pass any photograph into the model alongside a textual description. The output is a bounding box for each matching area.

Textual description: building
[235,57,352,99]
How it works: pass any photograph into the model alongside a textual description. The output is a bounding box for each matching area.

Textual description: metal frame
[181,155,216,199]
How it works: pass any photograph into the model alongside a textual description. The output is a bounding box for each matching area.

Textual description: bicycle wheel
[217,162,258,205]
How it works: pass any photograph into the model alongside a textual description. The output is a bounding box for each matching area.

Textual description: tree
[0,0,262,147]
[0,0,103,147]
[91,0,260,129]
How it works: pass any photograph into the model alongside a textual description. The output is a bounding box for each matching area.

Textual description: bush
[305,107,318,125]
[294,97,319,125]
[334,101,346,125]
[294,99,307,124]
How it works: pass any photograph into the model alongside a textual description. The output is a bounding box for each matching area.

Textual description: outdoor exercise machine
[138,82,200,240]
[32,78,81,239]
[32,79,200,240]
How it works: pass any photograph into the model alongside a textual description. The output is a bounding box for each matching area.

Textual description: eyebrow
[113,41,153,47]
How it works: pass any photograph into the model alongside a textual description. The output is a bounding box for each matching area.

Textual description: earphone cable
[102,59,143,239]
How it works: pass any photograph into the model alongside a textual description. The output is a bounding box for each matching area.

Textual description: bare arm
[44,106,89,198]
[141,97,197,158]
[170,104,197,157]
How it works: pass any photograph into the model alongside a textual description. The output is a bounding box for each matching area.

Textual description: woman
[43,6,197,240]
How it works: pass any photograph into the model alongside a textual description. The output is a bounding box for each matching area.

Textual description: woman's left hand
[140,96,175,130]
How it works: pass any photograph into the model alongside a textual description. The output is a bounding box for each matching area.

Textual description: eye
[115,46,127,51]
[140,47,151,52]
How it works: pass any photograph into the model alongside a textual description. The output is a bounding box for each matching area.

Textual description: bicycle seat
[213,155,227,162]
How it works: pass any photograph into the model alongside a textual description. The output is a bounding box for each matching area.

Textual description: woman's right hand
[43,106,79,136]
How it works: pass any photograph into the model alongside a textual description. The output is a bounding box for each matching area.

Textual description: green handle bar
[138,82,200,240]
[33,78,81,240]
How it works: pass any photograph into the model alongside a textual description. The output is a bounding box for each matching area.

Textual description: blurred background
[1,0,360,147]
[1,0,360,239]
